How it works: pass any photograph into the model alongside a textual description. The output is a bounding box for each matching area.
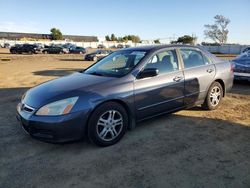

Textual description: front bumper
[16,106,88,143]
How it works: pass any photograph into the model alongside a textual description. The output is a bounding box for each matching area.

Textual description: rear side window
[180,49,205,68]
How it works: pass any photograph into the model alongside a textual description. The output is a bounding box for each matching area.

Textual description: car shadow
[1,87,250,188]
[32,68,84,77]
[60,58,85,62]
[1,86,250,188]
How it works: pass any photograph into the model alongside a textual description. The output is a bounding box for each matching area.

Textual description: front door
[134,49,185,120]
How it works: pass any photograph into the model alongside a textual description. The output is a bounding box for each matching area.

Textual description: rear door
[134,48,185,120]
[178,48,216,105]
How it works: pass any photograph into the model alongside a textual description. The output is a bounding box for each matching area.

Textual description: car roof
[123,44,204,52]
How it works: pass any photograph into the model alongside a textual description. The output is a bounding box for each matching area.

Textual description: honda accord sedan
[16,45,234,146]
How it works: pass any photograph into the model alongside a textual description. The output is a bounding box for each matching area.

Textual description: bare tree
[204,15,230,44]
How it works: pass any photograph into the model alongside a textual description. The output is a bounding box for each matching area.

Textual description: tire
[202,82,223,110]
[93,56,98,61]
[88,102,128,147]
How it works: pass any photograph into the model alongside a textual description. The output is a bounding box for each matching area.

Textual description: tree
[105,35,110,41]
[129,35,140,43]
[111,34,117,41]
[50,28,63,40]
[204,15,230,44]
[122,36,128,43]
[171,35,196,44]
[117,37,124,42]
[154,39,160,44]
[104,34,141,43]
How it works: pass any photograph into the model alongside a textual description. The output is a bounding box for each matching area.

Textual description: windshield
[84,50,147,77]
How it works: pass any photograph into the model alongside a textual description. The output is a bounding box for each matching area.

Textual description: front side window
[180,49,205,68]
[85,50,147,77]
[144,49,178,75]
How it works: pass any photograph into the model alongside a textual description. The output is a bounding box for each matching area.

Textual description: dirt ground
[0,49,250,188]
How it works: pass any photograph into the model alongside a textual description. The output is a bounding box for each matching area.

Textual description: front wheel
[88,102,128,147]
[202,82,223,110]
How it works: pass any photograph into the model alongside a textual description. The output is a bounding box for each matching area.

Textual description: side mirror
[137,68,159,79]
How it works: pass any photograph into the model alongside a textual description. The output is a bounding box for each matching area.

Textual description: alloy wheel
[96,110,123,141]
[209,86,221,106]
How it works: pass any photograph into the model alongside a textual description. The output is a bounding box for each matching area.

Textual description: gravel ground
[0,50,249,188]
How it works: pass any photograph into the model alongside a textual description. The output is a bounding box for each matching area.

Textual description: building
[0,32,98,42]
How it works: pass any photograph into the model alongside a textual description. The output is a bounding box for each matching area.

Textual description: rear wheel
[88,102,128,146]
[202,82,223,110]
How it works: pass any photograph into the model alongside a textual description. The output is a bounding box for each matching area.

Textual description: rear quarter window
[180,49,205,68]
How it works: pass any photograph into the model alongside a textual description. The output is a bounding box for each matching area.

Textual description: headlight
[36,97,79,116]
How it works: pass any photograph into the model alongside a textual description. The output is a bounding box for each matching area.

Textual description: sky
[0,0,250,44]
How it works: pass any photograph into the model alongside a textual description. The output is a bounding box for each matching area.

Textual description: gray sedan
[17,45,234,146]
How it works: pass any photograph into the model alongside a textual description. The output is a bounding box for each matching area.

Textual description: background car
[84,50,112,61]
[117,44,124,49]
[69,46,86,54]
[97,44,106,49]
[232,51,250,81]
[242,47,250,53]
[42,45,69,54]
[3,43,11,48]
[10,44,42,54]
[62,43,76,50]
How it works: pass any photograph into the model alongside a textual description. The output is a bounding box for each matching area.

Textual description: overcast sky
[0,0,249,44]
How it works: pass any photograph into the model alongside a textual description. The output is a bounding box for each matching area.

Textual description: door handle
[207,69,214,73]
[173,76,183,82]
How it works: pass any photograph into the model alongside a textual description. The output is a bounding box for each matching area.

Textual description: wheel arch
[214,79,225,97]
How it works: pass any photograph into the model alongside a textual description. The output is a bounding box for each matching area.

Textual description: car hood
[23,72,114,108]
[232,54,250,73]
